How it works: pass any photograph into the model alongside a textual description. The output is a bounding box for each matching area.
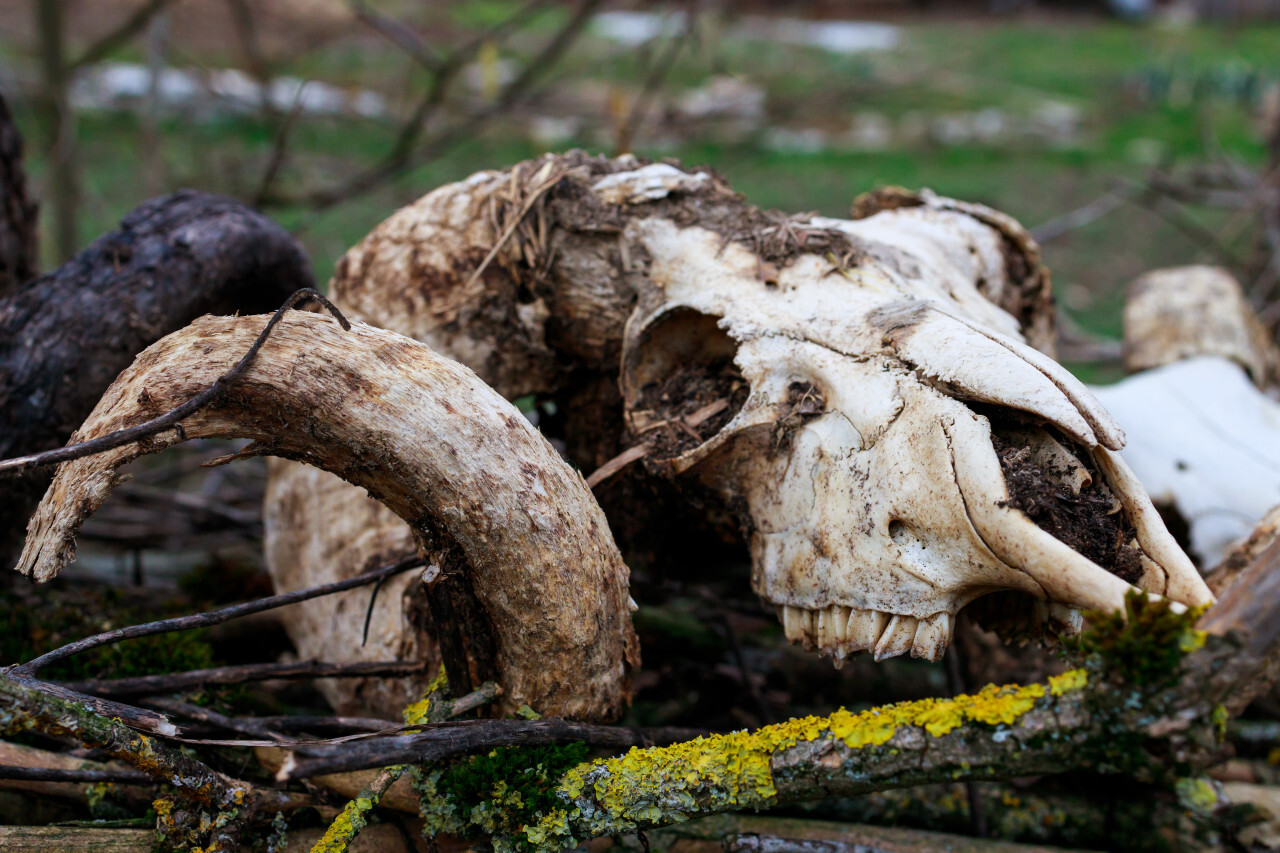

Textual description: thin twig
[280,719,708,779]
[69,0,176,70]
[1029,186,1136,244]
[268,0,603,210]
[145,696,289,742]
[0,765,157,784]
[0,288,349,477]
[613,0,696,156]
[61,658,429,698]
[14,555,423,677]
[251,79,308,208]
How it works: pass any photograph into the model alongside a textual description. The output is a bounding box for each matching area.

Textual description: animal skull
[611,173,1213,663]
[268,155,1212,692]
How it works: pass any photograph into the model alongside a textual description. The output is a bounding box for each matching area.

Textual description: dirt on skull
[992,424,1146,585]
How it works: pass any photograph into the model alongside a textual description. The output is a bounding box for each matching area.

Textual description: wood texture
[0,190,312,564]
[0,91,37,299]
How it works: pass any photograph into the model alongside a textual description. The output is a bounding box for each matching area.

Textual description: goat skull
[277,156,1213,688]
[611,172,1212,663]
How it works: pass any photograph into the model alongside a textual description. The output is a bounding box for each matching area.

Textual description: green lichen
[1212,705,1229,744]
[426,742,592,851]
[1068,590,1207,686]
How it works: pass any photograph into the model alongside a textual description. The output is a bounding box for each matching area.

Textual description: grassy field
[5,13,1279,345]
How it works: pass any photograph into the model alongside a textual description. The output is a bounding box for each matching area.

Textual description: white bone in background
[1090,356,1280,568]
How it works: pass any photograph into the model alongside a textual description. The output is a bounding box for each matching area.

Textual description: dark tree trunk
[0,92,38,300]
[0,190,314,566]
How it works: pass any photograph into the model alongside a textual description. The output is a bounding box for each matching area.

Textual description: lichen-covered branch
[0,672,290,851]
[414,569,1280,853]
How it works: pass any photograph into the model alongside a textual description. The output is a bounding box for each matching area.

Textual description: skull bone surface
[613,173,1213,664]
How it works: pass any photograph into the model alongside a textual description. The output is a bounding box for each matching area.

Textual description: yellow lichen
[309,797,372,853]
[403,666,449,727]
[1048,669,1088,696]
[532,675,1082,847]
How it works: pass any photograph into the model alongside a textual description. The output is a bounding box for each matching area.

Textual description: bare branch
[61,658,430,698]
[69,0,177,70]
[281,718,707,779]
[266,0,605,210]
[14,555,423,677]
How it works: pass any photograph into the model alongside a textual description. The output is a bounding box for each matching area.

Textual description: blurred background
[3,8,1280,839]
[0,0,1278,361]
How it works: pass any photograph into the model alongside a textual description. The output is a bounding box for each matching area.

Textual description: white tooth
[815,607,840,648]
[831,606,853,644]
[1092,447,1214,609]
[781,605,817,647]
[847,609,891,653]
[911,612,953,661]
[780,606,804,643]
[1048,603,1083,634]
[947,415,1137,615]
[874,615,918,661]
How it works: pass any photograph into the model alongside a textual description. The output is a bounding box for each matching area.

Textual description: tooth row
[777,604,954,664]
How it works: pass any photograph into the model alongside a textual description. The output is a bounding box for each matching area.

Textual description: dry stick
[1029,185,1135,244]
[146,696,289,743]
[0,674,255,811]
[275,0,604,210]
[252,77,309,208]
[586,398,729,488]
[61,658,429,699]
[14,554,423,678]
[462,165,566,292]
[0,766,156,784]
[3,673,176,736]
[301,678,500,851]
[612,0,695,156]
[68,0,176,69]
[0,287,349,477]
[281,719,708,780]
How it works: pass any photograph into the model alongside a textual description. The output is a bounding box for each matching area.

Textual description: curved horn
[15,312,638,721]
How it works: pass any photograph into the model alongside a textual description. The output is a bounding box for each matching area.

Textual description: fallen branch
[281,719,709,779]
[413,539,1280,852]
[61,657,429,698]
[14,554,423,677]
[0,766,155,783]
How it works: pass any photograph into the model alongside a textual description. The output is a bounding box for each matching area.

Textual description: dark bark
[0,91,38,299]
[0,190,313,565]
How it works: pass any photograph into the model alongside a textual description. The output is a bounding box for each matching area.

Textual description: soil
[991,426,1146,585]
[633,356,749,460]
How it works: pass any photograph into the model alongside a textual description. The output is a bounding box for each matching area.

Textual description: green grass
[7,17,1278,334]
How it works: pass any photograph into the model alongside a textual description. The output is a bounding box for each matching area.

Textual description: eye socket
[625,307,748,460]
